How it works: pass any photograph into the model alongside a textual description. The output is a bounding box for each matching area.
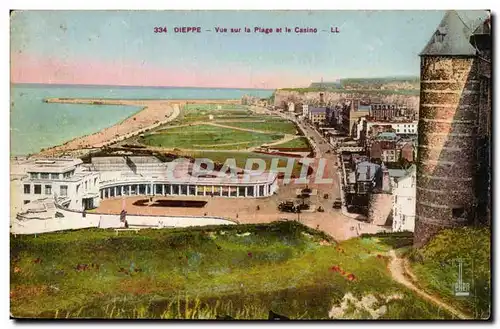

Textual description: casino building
[94,156,279,200]
[12,156,279,214]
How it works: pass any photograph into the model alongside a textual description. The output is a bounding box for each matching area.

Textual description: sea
[10,84,273,156]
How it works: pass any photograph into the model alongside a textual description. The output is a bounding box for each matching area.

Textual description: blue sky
[10,10,489,88]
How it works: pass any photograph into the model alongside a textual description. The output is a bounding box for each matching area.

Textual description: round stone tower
[414,11,480,247]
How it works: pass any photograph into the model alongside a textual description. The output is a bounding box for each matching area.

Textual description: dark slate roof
[375,132,399,141]
[309,107,328,113]
[357,105,371,112]
[420,10,477,56]
[356,161,381,182]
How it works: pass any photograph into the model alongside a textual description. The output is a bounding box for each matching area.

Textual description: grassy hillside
[408,227,491,319]
[11,222,451,319]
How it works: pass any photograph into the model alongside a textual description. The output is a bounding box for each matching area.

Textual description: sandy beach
[37,98,240,157]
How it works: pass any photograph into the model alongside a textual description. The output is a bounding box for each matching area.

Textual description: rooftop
[388,169,408,178]
[420,10,477,56]
[374,132,399,141]
[26,158,83,173]
[309,107,329,114]
[94,157,278,185]
[368,120,418,125]
[390,165,416,181]
[357,105,371,112]
[356,161,381,182]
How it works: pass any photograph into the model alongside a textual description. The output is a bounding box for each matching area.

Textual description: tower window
[452,207,465,218]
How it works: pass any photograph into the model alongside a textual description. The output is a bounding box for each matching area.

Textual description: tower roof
[420,10,477,56]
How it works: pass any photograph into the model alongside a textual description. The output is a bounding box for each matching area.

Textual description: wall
[415,56,479,247]
[392,174,416,232]
[11,204,237,235]
[367,193,393,226]
[10,178,25,218]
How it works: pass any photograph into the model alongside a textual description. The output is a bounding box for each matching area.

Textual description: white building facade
[391,167,416,232]
[302,104,309,117]
[19,158,100,211]
[365,121,418,136]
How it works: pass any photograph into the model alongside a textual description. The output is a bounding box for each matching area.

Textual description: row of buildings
[295,94,419,232]
[296,10,492,242]
[341,152,416,232]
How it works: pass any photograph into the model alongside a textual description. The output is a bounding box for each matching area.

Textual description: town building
[357,118,418,141]
[344,159,383,217]
[346,161,381,195]
[287,102,295,112]
[391,165,417,232]
[308,107,328,125]
[368,133,415,164]
[369,140,398,163]
[369,104,416,121]
[349,100,371,137]
[397,141,416,163]
[414,10,492,246]
[302,104,309,117]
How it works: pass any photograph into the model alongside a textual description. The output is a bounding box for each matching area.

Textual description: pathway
[387,250,471,320]
[262,134,299,147]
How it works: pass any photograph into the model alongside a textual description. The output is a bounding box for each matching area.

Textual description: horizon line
[10,82,277,91]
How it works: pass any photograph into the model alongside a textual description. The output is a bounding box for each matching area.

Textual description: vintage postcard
[9,10,492,320]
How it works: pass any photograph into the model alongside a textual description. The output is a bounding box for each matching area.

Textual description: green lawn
[173,104,253,124]
[11,222,451,319]
[270,137,310,149]
[214,115,280,121]
[220,119,298,135]
[408,227,491,319]
[181,104,252,122]
[140,124,284,150]
[184,104,249,111]
[187,151,304,176]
